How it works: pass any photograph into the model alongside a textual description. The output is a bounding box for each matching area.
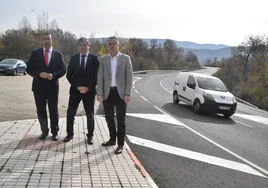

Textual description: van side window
[187,76,196,89]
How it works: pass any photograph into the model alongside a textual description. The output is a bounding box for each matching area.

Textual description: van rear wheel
[173,91,179,104]
[193,99,202,114]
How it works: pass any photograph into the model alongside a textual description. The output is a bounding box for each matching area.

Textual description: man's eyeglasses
[108,43,116,46]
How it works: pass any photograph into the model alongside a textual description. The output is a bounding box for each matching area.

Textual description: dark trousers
[66,92,95,138]
[33,89,59,135]
[103,88,127,146]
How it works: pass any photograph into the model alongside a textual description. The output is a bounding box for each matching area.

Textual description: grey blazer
[97,53,133,100]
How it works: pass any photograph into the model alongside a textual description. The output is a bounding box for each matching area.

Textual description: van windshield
[196,77,227,92]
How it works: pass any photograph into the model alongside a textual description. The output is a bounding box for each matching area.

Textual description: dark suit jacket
[66,53,99,95]
[26,48,66,93]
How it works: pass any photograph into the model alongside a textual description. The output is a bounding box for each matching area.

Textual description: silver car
[0,59,27,76]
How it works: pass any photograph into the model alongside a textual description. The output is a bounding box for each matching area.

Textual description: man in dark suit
[27,32,66,141]
[64,37,99,144]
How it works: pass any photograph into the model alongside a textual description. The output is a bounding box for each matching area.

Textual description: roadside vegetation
[0,11,201,71]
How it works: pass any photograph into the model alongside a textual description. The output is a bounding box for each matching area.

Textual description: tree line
[0,12,201,71]
[205,35,268,110]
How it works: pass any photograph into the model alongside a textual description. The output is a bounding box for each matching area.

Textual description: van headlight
[203,92,214,100]
[232,97,237,103]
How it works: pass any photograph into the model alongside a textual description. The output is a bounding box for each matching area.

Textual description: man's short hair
[107,36,119,44]
[78,37,90,46]
[43,32,52,38]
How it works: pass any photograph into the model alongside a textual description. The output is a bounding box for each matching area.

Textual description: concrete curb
[125,144,159,188]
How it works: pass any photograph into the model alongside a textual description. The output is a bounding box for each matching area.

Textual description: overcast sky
[1,0,268,46]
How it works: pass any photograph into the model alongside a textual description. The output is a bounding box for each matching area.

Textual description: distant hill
[184,47,232,63]
[142,39,232,64]
[96,38,233,64]
[142,39,230,50]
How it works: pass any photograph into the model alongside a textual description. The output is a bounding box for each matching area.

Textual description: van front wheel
[193,99,202,114]
[173,91,179,104]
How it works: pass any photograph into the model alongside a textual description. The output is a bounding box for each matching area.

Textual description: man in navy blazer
[27,32,66,141]
[64,37,99,144]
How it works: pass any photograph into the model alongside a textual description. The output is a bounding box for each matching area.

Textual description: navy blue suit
[66,53,99,138]
[27,48,66,135]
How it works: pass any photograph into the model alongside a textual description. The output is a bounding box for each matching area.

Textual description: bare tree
[18,16,32,32]
[37,11,49,31]
[50,19,59,30]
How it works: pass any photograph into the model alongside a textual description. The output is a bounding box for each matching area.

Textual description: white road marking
[141,96,148,102]
[152,107,268,177]
[234,114,268,126]
[133,77,143,85]
[160,78,172,94]
[234,120,252,128]
[134,75,268,176]
[135,89,139,94]
[126,113,185,126]
[127,135,266,178]
[154,106,167,114]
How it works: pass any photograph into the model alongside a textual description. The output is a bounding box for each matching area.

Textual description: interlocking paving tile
[0,116,152,187]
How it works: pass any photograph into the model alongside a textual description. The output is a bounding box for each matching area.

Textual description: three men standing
[27,33,66,141]
[27,35,133,155]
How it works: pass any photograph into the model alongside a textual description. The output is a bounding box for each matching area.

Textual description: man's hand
[124,95,131,103]
[97,95,103,103]
[78,86,89,94]
[47,73,53,80]
[39,72,48,79]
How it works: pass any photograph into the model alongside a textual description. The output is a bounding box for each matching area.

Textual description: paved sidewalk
[0,115,154,188]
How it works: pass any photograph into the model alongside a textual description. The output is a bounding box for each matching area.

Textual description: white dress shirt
[43,47,53,65]
[110,52,120,87]
[80,52,89,69]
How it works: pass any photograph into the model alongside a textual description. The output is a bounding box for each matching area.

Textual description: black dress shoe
[115,145,123,154]
[63,135,73,142]
[87,137,94,145]
[39,131,49,140]
[52,135,59,141]
[101,140,116,146]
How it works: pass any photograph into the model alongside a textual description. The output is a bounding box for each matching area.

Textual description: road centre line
[234,120,252,128]
[141,96,148,102]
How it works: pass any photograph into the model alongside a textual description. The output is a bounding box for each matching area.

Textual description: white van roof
[179,72,217,79]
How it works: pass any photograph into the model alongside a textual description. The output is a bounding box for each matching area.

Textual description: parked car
[0,59,27,76]
[172,72,237,118]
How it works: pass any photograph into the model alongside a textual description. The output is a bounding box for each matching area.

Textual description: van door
[181,76,196,104]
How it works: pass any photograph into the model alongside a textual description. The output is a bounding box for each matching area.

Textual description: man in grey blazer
[97,36,133,154]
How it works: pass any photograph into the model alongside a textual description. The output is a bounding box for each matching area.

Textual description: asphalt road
[1,69,268,188]
[125,68,268,188]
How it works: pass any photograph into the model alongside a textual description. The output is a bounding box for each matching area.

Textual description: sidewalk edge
[125,144,159,188]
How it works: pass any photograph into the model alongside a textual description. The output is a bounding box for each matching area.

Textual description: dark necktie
[81,55,85,70]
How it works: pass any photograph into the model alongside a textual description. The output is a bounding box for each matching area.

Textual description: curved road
[125,68,268,188]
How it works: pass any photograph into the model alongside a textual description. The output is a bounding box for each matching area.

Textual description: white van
[172,72,237,117]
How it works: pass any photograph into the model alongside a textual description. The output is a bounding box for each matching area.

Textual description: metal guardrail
[235,97,258,108]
